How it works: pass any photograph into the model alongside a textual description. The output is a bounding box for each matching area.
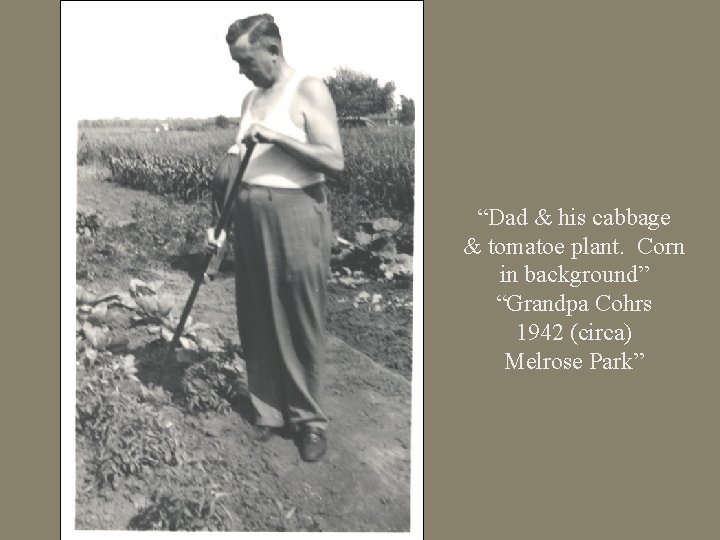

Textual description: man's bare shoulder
[296,75,333,104]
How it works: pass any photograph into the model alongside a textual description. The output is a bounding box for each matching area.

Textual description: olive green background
[424,1,719,539]
[2,0,60,537]
[5,0,720,538]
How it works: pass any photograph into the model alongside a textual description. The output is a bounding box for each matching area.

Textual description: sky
[62,1,423,120]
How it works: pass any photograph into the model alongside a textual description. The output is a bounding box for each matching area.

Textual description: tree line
[324,67,414,126]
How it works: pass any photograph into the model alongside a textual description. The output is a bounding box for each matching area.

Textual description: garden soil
[75,168,413,532]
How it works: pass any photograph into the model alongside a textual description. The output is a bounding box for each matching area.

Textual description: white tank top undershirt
[228,70,324,189]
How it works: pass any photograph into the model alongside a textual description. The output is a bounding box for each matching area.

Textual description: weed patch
[129,484,233,531]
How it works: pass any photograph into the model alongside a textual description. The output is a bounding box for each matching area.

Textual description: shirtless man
[207,14,344,462]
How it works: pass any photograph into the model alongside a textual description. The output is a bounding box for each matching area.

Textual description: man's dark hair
[226,14,282,47]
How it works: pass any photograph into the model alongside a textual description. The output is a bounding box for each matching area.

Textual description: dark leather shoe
[299,428,327,462]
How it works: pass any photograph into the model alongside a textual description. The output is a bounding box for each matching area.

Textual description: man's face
[229,34,275,88]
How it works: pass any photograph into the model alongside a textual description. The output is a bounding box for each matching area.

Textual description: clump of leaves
[129,278,220,356]
[77,210,101,237]
[179,358,244,415]
[93,405,183,488]
[77,382,183,487]
[129,484,232,531]
[136,294,175,320]
[80,322,112,352]
[76,286,140,353]
[331,217,413,281]
[76,351,183,489]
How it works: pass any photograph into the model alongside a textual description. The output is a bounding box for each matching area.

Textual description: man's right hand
[206,227,227,251]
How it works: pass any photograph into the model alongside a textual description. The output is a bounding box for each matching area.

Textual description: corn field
[78,124,415,237]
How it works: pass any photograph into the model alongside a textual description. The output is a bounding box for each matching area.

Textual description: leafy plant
[77,210,101,237]
[128,278,221,355]
[76,285,184,489]
[81,322,112,351]
[76,360,183,488]
[179,358,244,415]
[129,484,232,531]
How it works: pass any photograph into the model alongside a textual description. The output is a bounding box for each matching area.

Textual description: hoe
[167,142,256,358]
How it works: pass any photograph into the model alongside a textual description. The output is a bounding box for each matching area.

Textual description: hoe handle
[169,142,256,351]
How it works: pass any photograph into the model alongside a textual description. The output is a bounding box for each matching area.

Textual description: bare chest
[248,85,304,127]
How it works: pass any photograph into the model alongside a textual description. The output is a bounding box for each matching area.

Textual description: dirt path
[76,166,413,532]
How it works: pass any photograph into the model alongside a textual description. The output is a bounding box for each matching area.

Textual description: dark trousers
[233,183,331,430]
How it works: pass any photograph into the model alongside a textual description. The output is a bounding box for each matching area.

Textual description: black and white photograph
[62,1,422,534]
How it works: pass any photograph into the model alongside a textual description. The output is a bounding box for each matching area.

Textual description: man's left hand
[242,123,278,145]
